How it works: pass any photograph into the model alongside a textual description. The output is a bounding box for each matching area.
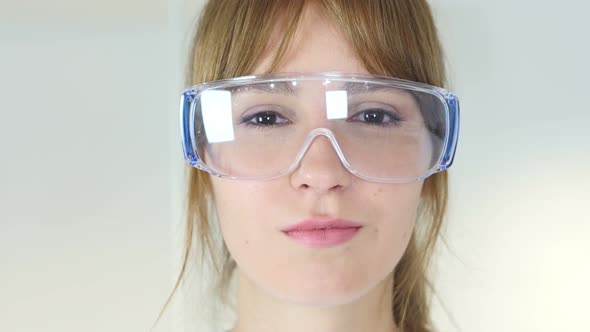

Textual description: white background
[1,0,588,331]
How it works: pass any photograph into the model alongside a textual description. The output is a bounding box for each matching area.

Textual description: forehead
[251,4,369,75]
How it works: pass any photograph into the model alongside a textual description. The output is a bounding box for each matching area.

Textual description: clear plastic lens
[182,74,457,182]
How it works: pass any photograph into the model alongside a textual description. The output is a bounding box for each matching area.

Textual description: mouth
[281,218,362,248]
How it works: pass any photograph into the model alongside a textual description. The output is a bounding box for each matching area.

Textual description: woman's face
[210,7,424,305]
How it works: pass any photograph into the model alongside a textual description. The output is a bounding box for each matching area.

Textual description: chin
[271,279,372,307]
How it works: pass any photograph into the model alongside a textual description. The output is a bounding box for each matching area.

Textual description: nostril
[299,182,344,192]
[331,184,344,191]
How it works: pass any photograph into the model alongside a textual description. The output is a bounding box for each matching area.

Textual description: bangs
[317,0,445,86]
[189,0,445,88]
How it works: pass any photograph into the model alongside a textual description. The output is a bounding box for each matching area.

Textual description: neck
[230,271,400,332]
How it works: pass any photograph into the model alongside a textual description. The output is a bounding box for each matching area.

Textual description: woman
[168,1,460,331]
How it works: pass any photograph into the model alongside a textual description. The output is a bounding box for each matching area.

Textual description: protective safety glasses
[180,72,460,183]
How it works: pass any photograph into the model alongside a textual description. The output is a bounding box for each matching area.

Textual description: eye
[241,111,290,128]
[349,108,404,127]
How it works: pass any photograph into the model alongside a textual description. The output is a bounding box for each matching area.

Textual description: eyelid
[238,103,297,121]
[347,107,406,127]
[350,110,401,120]
[239,110,292,128]
[351,101,404,118]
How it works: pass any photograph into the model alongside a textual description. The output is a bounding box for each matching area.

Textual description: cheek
[210,179,279,264]
[362,184,421,267]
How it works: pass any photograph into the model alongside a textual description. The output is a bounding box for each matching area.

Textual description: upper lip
[281,218,363,232]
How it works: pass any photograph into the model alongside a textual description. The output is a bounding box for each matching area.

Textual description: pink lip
[281,219,362,248]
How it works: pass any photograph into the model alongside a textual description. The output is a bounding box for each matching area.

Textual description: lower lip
[282,227,361,248]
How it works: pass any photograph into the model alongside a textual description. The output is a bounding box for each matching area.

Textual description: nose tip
[290,133,352,193]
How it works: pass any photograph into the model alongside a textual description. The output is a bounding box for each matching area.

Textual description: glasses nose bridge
[293,127,348,167]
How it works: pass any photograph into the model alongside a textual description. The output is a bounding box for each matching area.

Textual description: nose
[290,133,353,194]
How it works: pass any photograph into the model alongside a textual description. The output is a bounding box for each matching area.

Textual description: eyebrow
[232,81,296,95]
[229,80,410,97]
[340,82,403,95]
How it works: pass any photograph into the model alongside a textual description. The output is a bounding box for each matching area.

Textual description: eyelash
[240,111,290,129]
[360,108,405,127]
[239,109,405,128]
[346,108,405,128]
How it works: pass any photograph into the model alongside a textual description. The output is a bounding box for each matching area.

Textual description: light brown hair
[163,1,449,331]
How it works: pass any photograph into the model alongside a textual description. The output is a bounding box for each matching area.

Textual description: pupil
[364,111,384,123]
[257,112,276,124]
